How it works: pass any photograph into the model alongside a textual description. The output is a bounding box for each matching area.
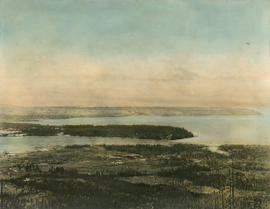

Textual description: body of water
[0,108,269,153]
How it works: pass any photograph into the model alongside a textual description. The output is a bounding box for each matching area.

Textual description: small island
[0,123,194,140]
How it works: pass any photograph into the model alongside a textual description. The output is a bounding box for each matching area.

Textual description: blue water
[0,108,269,153]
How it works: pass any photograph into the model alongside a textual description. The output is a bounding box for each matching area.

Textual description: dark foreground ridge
[0,123,194,140]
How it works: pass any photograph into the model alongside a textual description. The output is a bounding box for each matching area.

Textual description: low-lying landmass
[0,106,258,122]
[0,123,194,140]
[0,144,269,209]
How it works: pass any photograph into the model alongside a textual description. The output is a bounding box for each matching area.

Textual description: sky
[0,0,269,107]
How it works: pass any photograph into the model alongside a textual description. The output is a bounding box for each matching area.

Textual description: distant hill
[0,106,258,122]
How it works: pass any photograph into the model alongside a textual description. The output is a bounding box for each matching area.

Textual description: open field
[0,143,269,209]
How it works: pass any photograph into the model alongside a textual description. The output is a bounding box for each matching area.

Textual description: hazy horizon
[0,104,266,109]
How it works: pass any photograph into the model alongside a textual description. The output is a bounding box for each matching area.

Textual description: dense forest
[0,123,194,140]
